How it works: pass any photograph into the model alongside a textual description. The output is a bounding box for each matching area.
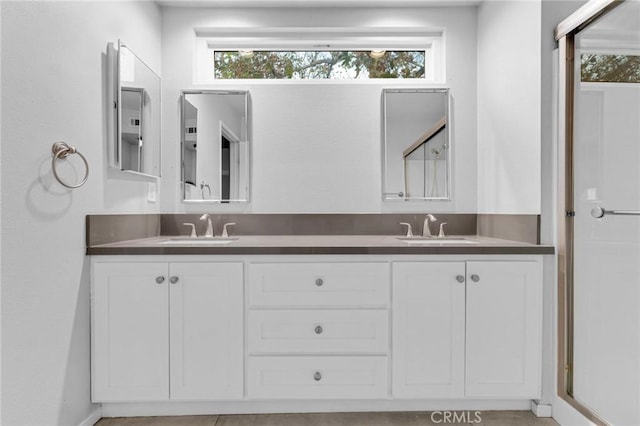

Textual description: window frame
[193,27,445,84]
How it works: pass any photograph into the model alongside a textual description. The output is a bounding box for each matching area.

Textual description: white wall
[0,2,161,425]
[0,2,3,423]
[160,6,478,213]
[477,0,542,214]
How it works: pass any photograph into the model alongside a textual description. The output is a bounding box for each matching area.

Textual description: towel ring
[51,142,89,189]
[200,181,211,200]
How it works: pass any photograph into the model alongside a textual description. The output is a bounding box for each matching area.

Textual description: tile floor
[96,410,560,426]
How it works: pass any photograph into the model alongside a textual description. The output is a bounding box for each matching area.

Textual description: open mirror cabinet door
[107,40,161,178]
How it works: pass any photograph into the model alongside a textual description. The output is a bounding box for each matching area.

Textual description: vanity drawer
[247,356,388,399]
[248,263,390,307]
[247,310,388,354]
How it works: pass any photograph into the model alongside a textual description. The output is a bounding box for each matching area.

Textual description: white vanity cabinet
[392,260,542,400]
[246,262,390,399]
[91,254,545,411]
[92,260,243,402]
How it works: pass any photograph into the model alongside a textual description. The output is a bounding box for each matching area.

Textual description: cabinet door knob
[313,371,322,381]
[169,276,179,284]
[456,275,465,283]
[314,325,323,334]
[315,278,324,287]
[470,274,480,283]
[155,276,165,284]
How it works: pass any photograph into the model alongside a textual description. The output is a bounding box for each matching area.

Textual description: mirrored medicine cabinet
[382,88,450,201]
[108,40,161,178]
[181,90,250,203]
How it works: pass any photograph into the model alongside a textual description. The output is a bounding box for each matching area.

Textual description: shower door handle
[591,206,640,218]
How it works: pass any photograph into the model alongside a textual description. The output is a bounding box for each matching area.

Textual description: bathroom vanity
[91,20,551,414]
[88,228,551,414]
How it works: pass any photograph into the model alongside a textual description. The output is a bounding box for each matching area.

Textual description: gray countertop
[87,235,554,255]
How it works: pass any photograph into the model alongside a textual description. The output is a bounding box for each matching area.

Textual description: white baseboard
[530,400,552,417]
[78,406,103,426]
[102,399,532,417]
[552,397,596,426]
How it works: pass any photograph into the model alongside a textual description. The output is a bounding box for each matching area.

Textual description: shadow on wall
[57,257,99,425]
[25,156,74,221]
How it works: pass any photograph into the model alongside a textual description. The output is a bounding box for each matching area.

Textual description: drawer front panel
[247,356,388,399]
[248,263,390,307]
[248,310,389,354]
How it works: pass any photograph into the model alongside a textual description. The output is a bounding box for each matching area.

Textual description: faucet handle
[222,222,236,238]
[438,222,447,238]
[399,222,413,238]
[183,223,197,238]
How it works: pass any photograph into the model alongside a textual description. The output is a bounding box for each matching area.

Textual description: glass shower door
[571,2,640,424]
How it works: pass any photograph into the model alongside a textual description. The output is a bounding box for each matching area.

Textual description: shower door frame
[555,1,627,425]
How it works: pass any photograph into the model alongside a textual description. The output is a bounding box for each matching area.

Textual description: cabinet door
[92,262,169,402]
[465,261,542,398]
[392,262,465,398]
[169,262,243,400]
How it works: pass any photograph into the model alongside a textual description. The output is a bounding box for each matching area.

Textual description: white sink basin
[397,237,478,245]
[160,238,238,245]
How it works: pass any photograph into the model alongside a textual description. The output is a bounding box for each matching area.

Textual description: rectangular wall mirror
[181,90,250,203]
[110,41,161,178]
[382,88,450,201]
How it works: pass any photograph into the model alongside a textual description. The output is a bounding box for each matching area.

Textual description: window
[194,28,444,83]
[213,50,426,80]
[581,53,640,83]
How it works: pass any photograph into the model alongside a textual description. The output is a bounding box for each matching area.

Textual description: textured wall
[477,0,542,214]
[160,6,478,213]
[1,2,161,424]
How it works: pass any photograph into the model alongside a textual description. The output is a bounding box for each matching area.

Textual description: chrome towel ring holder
[51,142,89,189]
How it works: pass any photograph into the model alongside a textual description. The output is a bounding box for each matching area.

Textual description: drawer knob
[155,276,165,284]
[313,371,322,381]
[456,275,465,283]
[314,325,323,334]
[315,278,324,287]
[470,274,480,283]
[169,276,179,284]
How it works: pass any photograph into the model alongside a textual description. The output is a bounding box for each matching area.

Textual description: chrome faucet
[423,214,437,237]
[199,214,214,238]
